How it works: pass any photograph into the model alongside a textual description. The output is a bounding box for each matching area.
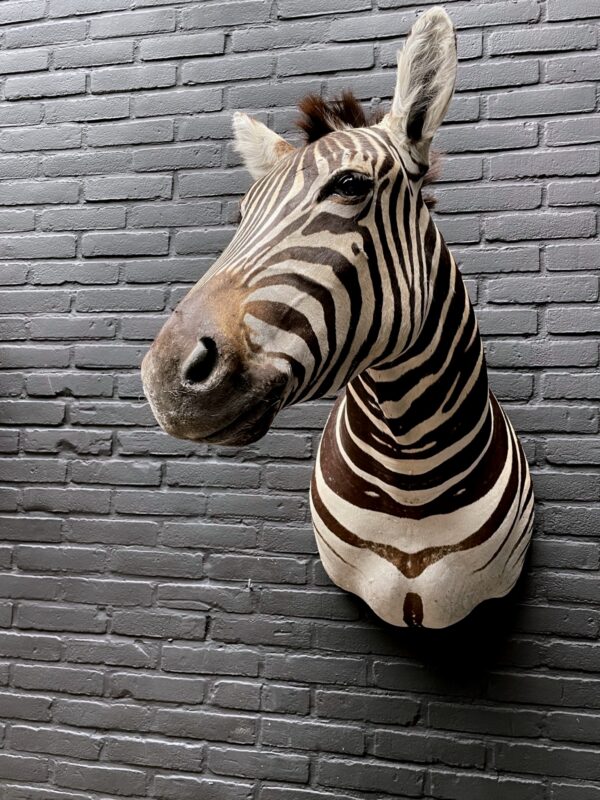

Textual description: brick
[162,644,260,676]
[436,184,541,214]
[141,32,224,60]
[71,459,160,486]
[54,40,135,69]
[0,457,67,483]
[61,577,153,606]
[0,0,45,25]
[45,96,130,123]
[153,775,253,800]
[545,243,600,272]
[110,672,206,704]
[153,707,256,743]
[91,64,176,93]
[495,741,600,781]
[489,26,597,55]
[208,493,305,522]
[212,615,311,649]
[5,20,86,49]
[0,125,81,152]
[85,174,172,201]
[489,149,599,179]
[548,179,600,207]
[551,783,600,800]
[488,85,596,119]
[65,636,157,668]
[41,207,125,231]
[260,588,359,619]
[0,632,61,661]
[24,428,112,455]
[182,2,269,29]
[133,88,222,117]
[5,72,85,100]
[13,664,104,695]
[211,680,261,711]
[457,59,539,91]
[265,654,366,686]
[0,48,49,74]
[87,119,173,148]
[450,1,541,28]
[16,602,107,633]
[374,728,485,767]
[488,276,598,303]
[110,548,203,578]
[547,308,600,335]
[233,22,324,53]
[485,211,596,242]
[318,757,424,795]
[183,54,273,84]
[158,583,254,614]
[0,754,48,783]
[207,745,310,783]
[430,771,544,800]
[262,718,364,755]
[547,53,600,83]
[435,122,538,154]
[0,692,52,722]
[49,0,131,15]
[29,318,117,340]
[82,231,169,257]
[0,400,65,426]
[0,574,60,600]
[0,179,79,205]
[54,697,152,732]
[54,762,146,795]
[15,544,105,573]
[542,374,600,401]
[10,724,102,760]
[548,0,598,17]
[91,9,174,38]
[129,201,220,228]
[545,116,600,147]
[104,734,204,770]
[0,103,43,127]
[133,144,220,172]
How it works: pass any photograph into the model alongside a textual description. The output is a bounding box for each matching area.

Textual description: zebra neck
[347,236,492,466]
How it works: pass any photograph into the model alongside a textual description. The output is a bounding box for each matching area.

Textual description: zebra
[142,6,534,628]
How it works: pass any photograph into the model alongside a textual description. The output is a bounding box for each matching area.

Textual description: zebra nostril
[181,337,218,386]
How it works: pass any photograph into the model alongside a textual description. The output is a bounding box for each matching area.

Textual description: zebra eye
[321,171,372,201]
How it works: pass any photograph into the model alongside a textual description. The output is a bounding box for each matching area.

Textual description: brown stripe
[403,592,424,627]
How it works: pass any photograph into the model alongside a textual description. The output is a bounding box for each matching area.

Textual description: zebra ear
[384,6,456,165]
[233,112,295,181]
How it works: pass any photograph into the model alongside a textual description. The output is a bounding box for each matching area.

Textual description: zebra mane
[296,91,439,208]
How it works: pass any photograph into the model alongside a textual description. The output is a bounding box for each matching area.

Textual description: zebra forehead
[301,128,398,172]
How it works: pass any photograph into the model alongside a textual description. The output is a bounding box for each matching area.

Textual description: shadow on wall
[358,564,531,679]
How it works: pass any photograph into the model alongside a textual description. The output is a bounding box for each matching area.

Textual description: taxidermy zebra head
[143,6,534,628]
[142,7,456,445]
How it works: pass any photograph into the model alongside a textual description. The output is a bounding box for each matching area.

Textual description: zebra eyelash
[317,170,373,203]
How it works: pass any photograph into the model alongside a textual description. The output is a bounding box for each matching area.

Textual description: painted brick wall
[0,0,598,798]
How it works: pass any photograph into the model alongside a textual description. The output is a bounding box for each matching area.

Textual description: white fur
[232,112,295,180]
[383,6,457,161]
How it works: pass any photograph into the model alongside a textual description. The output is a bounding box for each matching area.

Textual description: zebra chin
[141,346,289,446]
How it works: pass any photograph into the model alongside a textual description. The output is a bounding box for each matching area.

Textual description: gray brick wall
[0,0,598,797]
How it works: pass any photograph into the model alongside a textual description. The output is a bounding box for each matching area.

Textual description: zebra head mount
[142,6,534,629]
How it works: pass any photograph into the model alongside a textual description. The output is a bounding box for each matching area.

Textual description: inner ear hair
[388,7,457,161]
